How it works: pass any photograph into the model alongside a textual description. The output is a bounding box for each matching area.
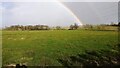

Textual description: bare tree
[73,23,79,29]
[56,26,61,30]
[69,23,79,30]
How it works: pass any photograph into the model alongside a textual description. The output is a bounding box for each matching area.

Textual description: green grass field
[2,30,118,66]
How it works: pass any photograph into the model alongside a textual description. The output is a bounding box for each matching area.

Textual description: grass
[0,31,2,67]
[2,30,118,66]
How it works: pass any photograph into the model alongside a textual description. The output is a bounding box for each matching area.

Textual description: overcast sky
[63,2,118,25]
[0,0,118,27]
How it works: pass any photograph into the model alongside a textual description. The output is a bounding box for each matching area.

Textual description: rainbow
[56,1,83,26]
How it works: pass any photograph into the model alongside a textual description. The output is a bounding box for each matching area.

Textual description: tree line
[4,25,50,30]
[3,23,80,31]
[3,23,119,31]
